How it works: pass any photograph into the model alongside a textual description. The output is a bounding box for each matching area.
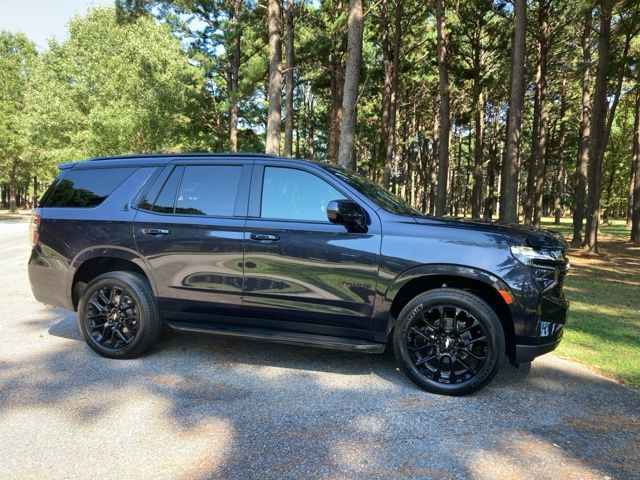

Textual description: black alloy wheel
[77,271,161,359]
[394,288,505,395]
[407,305,489,383]
[85,284,140,350]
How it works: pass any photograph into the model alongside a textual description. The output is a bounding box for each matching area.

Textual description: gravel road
[0,216,638,480]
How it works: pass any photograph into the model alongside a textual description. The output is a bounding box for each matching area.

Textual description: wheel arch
[384,265,517,358]
[70,248,157,310]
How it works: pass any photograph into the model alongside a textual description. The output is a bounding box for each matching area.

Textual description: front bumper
[513,293,568,363]
[515,330,563,362]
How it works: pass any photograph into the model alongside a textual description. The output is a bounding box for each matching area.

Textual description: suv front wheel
[77,271,162,359]
[393,288,505,395]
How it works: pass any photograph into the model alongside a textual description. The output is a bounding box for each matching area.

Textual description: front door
[242,164,382,332]
[134,161,251,318]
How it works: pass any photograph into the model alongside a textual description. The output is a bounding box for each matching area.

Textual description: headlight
[510,246,563,293]
[510,246,563,265]
[533,266,557,292]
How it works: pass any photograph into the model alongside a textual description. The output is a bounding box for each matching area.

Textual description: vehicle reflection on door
[242,221,382,330]
[135,217,245,317]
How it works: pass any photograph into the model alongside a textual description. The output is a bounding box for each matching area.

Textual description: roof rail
[87,152,280,162]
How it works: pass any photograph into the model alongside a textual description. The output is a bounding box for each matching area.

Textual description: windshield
[324,165,421,216]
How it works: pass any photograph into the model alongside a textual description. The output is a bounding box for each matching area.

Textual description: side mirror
[327,199,367,232]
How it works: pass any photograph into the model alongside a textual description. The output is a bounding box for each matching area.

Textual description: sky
[0,0,113,48]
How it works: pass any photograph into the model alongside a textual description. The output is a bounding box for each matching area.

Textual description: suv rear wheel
[393,288,505,395]
[77,271,161,359]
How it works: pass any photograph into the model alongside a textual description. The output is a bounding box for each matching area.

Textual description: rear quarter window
[43,167,137,208]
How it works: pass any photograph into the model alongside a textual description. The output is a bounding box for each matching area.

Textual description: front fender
[385,263,512,300]
[371,263,523,338]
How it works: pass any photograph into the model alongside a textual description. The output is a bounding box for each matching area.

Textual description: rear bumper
[28,248,73,310]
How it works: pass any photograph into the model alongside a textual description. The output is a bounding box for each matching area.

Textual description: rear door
[133,159,252,319]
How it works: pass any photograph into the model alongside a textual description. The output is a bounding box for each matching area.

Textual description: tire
[77,271,161,359]
[393,288,505,396]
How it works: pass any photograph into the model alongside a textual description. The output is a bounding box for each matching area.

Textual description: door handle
[142,228,170,236]
[250,233,280,242]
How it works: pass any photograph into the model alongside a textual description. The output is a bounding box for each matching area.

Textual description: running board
[165,321,386,354]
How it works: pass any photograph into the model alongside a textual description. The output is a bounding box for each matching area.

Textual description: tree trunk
[471,88,484,219]
[629,107,638,228]
[302,84,315,157]
[584,5,612,252]
[484,120,499,220]
[228,2,241,152]
[435,0,450,217]
[33,175,38,208]
[524,45,540,226]
[429,98,439,215]
[328,63,344,164]
[380,0,392,185]
[523,0,549,228]
[337,0,363,170]
[382,0,402,189]
[631,91,640,243]
[554,73,568,225]
[328,2,345,164]
[470,4,485,219]
[532,0,549,229]
[499,0,526,224]
[9,163,18,213]
[266,0,282,155]
[453,128,462,216]
[572,7,591,246]
[283,0,295,157]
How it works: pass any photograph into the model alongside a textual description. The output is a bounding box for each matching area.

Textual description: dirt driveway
[0,217,638,479]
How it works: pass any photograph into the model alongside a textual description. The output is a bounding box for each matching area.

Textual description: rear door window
[175,165,242,216]
[44,168,136,208]
[138,165,243,216]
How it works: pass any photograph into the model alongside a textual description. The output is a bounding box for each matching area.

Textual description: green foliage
[0,0,639,228]
[24,6,204,180]
[0,32,37,187]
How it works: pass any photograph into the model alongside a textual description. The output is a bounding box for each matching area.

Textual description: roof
[87,152,280,162]
[61,152,328,171]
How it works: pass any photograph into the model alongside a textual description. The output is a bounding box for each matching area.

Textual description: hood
[412,216,568,250]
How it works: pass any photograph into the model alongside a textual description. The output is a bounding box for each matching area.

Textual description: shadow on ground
[1,308,639,480]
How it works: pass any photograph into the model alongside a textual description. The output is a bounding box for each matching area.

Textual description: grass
[539,217,640,388]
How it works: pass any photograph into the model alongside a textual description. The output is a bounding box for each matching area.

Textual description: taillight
[29,210,41,246]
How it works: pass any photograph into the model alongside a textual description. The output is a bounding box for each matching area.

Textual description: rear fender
[69,247,159,303]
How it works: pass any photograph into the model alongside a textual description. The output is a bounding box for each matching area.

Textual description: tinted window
[261,167,346,221]
[325,165,420,216]
[175,165,242,216]
[45,168,136,208]
[139,166,182,213]
[153,167,182,213]
[38,174,63,207]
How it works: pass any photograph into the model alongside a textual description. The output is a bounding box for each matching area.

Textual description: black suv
[28,153,569,395]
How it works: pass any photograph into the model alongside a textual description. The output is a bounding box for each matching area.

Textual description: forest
[1,0,639,251]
